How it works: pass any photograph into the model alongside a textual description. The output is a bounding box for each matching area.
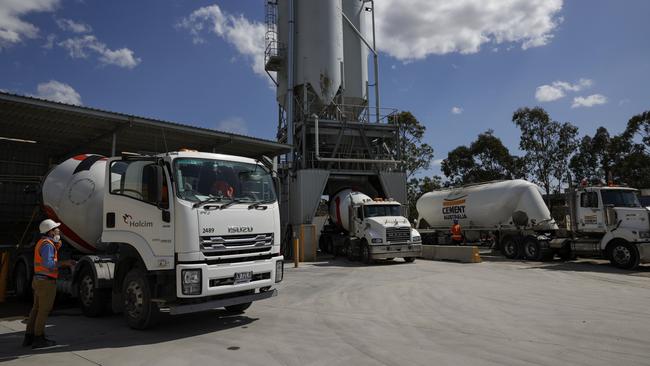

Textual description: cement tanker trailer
[417,179,650,269]
[416,180,559,260]
[319,189,422,264]
[12,151,284,328]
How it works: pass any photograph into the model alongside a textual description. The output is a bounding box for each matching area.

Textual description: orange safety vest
[451,224,462,241]
[34,237,60,279]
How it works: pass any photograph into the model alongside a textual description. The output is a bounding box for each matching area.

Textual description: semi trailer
[11,151,284,329]
[319,189,422,264]
[416,179,650,269]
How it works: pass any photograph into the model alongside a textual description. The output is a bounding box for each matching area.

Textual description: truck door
[102,158,174,260]
[577,189,604,233]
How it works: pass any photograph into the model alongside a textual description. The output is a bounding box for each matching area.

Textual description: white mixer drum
[42,154,108,253]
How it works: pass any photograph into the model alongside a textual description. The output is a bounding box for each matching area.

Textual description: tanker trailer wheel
[609,241,640,270]
[522,237,543,261]
[13,261,32,301]
[78,266,109,317]
[501,236,520,259]
[122,267,160,329]
[403,257,415,263]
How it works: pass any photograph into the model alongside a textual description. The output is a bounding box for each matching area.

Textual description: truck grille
[200,233,273,255]
[386,227,411,243]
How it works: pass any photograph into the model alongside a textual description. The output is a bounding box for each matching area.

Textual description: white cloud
[178,5,266,77]
[374,0,563,61]
[34,80,82,105]
[535,78,593,102]
[56,18,92,33]
[43,33,56,49]
[451,106,463,115]
[572,94,607,108]
[0,0,60,50]
[216,117,248,135]
[58,35,141,68]
[432,159,444,166]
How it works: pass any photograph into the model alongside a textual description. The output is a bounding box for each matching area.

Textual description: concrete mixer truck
[11,151,284,329]
[319,189,422,264]
[416,179,650,269]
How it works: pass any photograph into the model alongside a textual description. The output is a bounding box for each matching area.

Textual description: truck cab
[569,186,650,269]
[348,199,422,263]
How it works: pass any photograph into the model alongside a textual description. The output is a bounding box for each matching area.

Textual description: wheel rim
[525,242,537,258]
[504,241,516,256]
[125,280,144,319]
[613,245,631,265]
[80,275,94,307]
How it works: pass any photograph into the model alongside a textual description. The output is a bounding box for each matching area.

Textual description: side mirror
[272,176,281,197]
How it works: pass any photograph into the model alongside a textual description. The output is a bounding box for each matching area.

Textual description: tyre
[609,242,640,270]
[501,236,520,259]
[522,237,543,261]
[403,257,415,263]
[13,261,32,301]
[122,267,160,329]
[361,242,372,265]
[78,266,109,317]
[224,302,252,314]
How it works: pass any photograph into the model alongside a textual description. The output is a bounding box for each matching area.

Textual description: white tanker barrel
[416,180,558,231]
[42,154,108,253]
[329,189,372,232]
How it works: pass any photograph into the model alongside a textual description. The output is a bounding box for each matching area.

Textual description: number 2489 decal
[202,227,215,234]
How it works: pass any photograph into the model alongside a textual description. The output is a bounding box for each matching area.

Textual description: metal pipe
[341,13,377,56]
[371,0,380,124]
[111,132,116,156]
[313,113,400,165]
[286,0,295,163]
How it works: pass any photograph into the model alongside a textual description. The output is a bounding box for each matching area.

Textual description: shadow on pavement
[310,257,409,268]
[525,260,650,276]
[0,307,258,362]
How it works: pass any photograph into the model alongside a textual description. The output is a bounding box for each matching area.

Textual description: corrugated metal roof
[0,92,290,160]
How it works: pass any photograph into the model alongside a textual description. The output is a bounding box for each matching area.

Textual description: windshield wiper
[192,197,227,208]
[219,199,245,210]
[248,199,275,210]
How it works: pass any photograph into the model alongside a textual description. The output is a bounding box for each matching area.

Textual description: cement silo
[265,0,406,250]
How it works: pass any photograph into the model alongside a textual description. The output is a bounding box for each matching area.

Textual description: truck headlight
[412,236,421,242]
[275,260,284,283]
[371,238,383,243]
[182,269,202,295]
[639,231,650,239]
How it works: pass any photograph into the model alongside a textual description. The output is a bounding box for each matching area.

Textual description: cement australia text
[443,205,467,220]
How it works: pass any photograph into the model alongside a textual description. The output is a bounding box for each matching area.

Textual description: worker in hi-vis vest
[450,219,463,245]
[23,219,76,349]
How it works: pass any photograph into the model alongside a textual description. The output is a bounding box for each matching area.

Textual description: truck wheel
[523,238,543,261]
[501,236,520,259]
[224,302,252,314]
[404,257,415,263]
[122,268,160,329]
[78,267,110,317]
[13,261,32,301]
[609,242,640,270]
[361,243,373,265]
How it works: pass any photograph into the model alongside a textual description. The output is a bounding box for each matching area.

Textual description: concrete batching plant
[264,0,408,247]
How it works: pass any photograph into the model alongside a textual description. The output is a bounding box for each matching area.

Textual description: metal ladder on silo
[264,0,284,72]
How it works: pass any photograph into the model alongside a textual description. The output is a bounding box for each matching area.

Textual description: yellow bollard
[293,237,300,268]
[0,253,9,303]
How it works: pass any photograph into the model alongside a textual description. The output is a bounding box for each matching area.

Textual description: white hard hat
[39,219,61,234]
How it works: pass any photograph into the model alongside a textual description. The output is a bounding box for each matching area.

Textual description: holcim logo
[123,213,153,228]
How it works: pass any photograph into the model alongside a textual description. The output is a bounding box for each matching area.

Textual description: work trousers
[26,278,57,336]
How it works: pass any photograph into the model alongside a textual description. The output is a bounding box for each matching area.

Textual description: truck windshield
[173,158,276,204]
[601,190,641,208]
[364,205,401,218]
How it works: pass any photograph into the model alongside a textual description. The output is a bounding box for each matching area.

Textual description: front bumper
[176,255,283,298]
[167,289,277,315]
[636,243,650,263]
[369,243,422,259]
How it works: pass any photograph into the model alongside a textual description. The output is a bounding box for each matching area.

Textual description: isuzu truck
[11,151,284,328]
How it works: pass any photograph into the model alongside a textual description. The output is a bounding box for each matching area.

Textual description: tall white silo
[276,0,344,111]
[342,0,369,110]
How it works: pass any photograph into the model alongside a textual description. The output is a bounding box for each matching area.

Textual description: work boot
[22,333,33,347]
[31,335,57,350]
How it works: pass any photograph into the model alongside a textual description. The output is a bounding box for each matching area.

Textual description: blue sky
[1,0,649,178]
